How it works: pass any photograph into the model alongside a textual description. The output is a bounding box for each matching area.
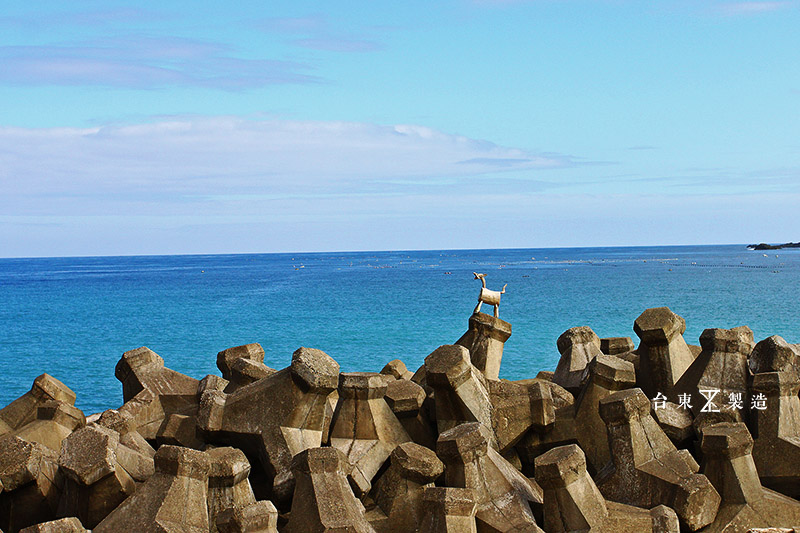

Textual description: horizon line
[0,241,771,261]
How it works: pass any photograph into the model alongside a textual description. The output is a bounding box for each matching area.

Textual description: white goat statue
[473,272,507,318]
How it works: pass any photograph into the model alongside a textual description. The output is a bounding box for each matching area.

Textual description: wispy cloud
[0,36,318,89]
[627,145,657,151]
[0,8,166,29]
[292,37,382,52]
[0,117,571,215]
[257,16,327,33]
[715,1,791,15]
[257,15,383,53]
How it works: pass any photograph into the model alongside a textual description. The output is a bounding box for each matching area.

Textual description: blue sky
[1,0,799,257]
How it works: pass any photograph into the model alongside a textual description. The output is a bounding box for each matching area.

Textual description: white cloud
[0,37,318,89]
[0,117,568,214]
[256,15,384,53]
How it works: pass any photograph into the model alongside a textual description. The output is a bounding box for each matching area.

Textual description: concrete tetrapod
[424,345,495,443]
[488,379,555,454]
[197,347,339,506]
[600,337,635,356]
[455,312,512,381]
[596,388,721,531]
[0,375,76,438]
[552,327,603,394]
[418,487,477,533]
[381,359,414,381]
[206,447,259,533]
[284,447,375,533]
[749,371,800,499]
[369,442,444,532]
[216,501,278,533]
[94,445,211,533]
[535,444,679,533]
[572,354,636,473]
[437,422,544,533]
[114,347,200,440]
[92,408,156,481]
[699,422,800,532]
[57,425,141,528]
[748,336,800,376]
[384,379,437,450]
[0,436,61,532]
[15,401,84,454]
[671,327,753,420]
[328,372,411,496]
[633,307,695,398]
[216,344,265,380]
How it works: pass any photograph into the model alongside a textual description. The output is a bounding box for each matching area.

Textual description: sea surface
[1,245,798,414]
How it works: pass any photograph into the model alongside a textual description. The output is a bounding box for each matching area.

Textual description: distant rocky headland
[747,242,800,250]
[1,306,800,532]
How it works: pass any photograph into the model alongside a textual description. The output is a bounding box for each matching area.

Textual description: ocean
[1,245,798,415]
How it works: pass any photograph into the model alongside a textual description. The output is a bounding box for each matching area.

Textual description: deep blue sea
[1,245,798,415]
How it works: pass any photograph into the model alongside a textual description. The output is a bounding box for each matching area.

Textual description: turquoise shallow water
[1,245,798,414]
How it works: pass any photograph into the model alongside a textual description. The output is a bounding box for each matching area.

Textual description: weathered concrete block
[216,343,265,382]
[156,413,203,449]
[425,345,495,443]
[329,372,411,495]
[499,380,574,472]
[419,487,477,533]
[597,388,720,531]
[515,404,578,474]
[652,401,694,446]
[115,346,198,404]
[455,312,512,381]
[749,371,800,498]
[19,517,88,532]
[700,422,800,531]
[633,307,695,397]
[94,445,211,533]
[226,359,276,392]
[114,347,200,440]
[600,336,635,356]
[0,436,61,532]
[437,422,543,532]
[284,447,375,533]
[199,374,230,396]
[671,327,752,420]
[16,401,85,453]
[535,444,679,532]
[749,336,800,376]
[93,409,156,481]
[512,378,574,410]
[206,447,257,533]
[573,354,636,472]
[57,425,138,528]
[380,359,413,381]
[552,326,603,393]
[0,375,76,438]
[384,379,436,450]
[216,500,278,533]
[370,442,444,532]
[198,347,339,507]
[488,379,554,453]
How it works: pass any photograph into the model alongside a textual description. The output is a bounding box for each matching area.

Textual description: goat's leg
[493,304,499,318]
[474,300,483,314]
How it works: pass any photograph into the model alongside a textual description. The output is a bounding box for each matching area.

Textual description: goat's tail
[501,284,507,294]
